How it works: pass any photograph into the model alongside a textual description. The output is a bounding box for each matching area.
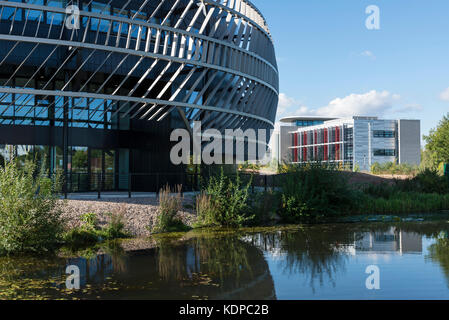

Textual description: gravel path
[60,197,197,237]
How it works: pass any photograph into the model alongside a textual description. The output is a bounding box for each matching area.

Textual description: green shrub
[357,192,449,214]
[370,162,419,176]
[63,228,100,247]
[0,159,64,254]
[80,212,99,230]
[279,165,357,222]
[103,212,129,240]
[63,212,129,248]
[412,169,449,194]
[250,191,279,224]
[150,185,188,233]
[196,170,253,227]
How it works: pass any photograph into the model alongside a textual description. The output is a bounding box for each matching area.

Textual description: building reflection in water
[354,227,422,255]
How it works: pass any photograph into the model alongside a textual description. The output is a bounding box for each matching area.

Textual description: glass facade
[291,125,352,167]
[295,120,325,127]
[373,149,396,157]
[373,130,396,138]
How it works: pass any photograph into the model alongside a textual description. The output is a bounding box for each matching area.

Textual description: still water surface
[2,221,449,300]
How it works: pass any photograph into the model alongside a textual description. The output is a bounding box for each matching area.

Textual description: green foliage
[103,212,129,240]
[278,165,357,222]
[63,212,129,248]
[238,161,261,172]
[365,169,449,196]
[424,113,449,166]
[357,192,449,215]
[81,212,99,230]
[63,228,99,247]
[196,170,253,227]
[150,185,189,233]
[411,169,449,194]
[0,159,64,254]
[371,162,419,176]
[250,191,278,224]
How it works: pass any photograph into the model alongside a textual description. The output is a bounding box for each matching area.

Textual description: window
[296,120,324,127]
[373,130,395,138]
[373,149,396,157]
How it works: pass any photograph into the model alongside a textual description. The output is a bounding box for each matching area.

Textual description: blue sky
[254,0,449,142]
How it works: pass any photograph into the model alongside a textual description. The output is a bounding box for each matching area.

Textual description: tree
[424,114,449,168]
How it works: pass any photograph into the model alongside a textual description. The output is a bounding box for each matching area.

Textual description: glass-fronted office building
[0,0,279,191]
[273,116,421,172]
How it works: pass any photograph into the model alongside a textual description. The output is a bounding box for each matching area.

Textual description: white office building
[270,116,421,171]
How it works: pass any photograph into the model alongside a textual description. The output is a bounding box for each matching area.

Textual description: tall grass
[357,192,449,215]
[150,185,188,233]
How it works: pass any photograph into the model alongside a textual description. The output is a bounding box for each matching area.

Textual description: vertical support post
[97,172,101,199]
[128,173,131,198]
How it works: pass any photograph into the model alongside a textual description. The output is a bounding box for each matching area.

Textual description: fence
[60,172,286,199]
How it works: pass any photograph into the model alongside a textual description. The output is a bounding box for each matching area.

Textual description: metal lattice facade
[0,0,279,132]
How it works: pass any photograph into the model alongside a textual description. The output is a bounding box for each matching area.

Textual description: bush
[412,169,449,194]
[279,164,357,222]
[0,159,64,254]
[196,170,253,227]
[250,191,278,224]
[149,185,188,233]
[63,212,129,248]
[371,162,419,176]
[103,212,128,240]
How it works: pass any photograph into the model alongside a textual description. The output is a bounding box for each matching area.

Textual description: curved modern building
[0,0,279,191]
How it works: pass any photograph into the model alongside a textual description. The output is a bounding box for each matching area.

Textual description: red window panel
[324,145,328,161]
[294,132,298,147]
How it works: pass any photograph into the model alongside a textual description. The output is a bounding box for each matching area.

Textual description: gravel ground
[60,197,197,237]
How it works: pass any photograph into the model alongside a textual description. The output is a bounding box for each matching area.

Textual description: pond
[2,220,449,300]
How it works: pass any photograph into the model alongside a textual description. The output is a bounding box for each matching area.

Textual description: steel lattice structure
[0,0,279,133]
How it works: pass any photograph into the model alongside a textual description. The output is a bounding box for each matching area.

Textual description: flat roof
[280,116,338,123]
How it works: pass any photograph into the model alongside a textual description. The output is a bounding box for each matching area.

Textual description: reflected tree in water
[427,231,449,287]
[246,226,355,291]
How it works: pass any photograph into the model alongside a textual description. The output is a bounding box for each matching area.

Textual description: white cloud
[440,87,449,101]
[277,90,412,119]
[315,90,400,117]
[277,93,308,116]
[360,50,376,60]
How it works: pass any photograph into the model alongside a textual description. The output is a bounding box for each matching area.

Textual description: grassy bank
[2,157,449,254]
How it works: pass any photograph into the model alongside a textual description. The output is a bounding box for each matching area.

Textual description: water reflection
[355,227,422,254]
[244,227,353,290]
[1,222,449,299]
